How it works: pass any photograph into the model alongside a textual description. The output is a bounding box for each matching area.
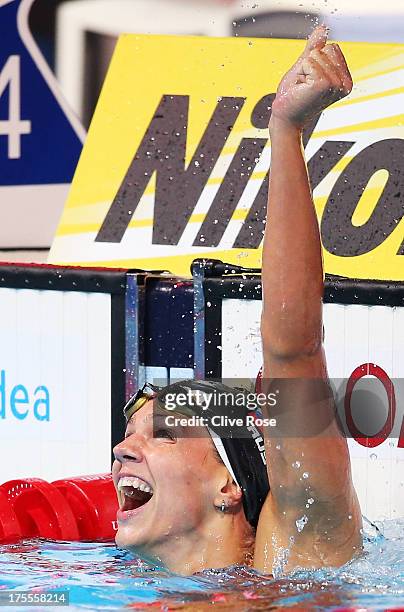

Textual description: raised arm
[254,27,362,573]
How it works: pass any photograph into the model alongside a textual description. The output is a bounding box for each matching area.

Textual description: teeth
[118,476,153,494]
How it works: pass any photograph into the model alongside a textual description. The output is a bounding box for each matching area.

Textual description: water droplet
[370,453,378,460]
[292,461,301,469]
[302,472,309,479]
[296,515,308,533]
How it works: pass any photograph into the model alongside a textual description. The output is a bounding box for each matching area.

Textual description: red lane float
[0,474,118,544]
[1,479,79,541]
[0,488,21,543]
[52,474,118,541]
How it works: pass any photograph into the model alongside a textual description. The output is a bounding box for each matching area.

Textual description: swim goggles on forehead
[124,383,206,423]
[123,382,162,423]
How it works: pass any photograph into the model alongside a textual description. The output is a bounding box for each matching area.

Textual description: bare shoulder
[253,486,362,574]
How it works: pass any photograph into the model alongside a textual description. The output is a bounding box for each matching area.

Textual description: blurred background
[6,0,404,263]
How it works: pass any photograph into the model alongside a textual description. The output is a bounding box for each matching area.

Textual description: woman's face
[112,400,226,557]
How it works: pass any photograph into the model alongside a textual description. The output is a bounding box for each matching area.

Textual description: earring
[220,500,226,513]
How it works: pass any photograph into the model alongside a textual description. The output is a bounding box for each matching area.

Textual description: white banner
[0,288,111,482]
[222,298,404,521]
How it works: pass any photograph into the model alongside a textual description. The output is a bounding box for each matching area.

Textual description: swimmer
[112,25,362,575]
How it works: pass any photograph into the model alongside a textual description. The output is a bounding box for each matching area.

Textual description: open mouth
[117,476,154,512]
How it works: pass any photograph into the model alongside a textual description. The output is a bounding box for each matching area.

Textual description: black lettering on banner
[193,93,276,247]
[99,94,273,249]
[250,93,276,130]
[233,113,323,249]
[221,93,276,249]
[96,95,245,245]
[321,139,404,256]
[233,173,268,249]
[307,141,355,192]
[193,138,267,247]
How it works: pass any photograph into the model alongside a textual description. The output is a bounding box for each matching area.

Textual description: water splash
[0,520,402,609]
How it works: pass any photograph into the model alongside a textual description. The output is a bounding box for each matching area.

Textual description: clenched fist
[270,25,353,130]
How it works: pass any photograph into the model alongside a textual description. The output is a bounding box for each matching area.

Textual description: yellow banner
[49,35,404,280]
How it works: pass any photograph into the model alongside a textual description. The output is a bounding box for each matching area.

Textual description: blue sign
[0,0,84,186]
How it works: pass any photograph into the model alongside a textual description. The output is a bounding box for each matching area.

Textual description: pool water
[0,519,403,611]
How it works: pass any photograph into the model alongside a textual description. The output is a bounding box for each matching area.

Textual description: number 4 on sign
[0,55,31,159]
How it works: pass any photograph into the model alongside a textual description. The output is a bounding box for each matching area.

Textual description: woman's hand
[270,25,353,130]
